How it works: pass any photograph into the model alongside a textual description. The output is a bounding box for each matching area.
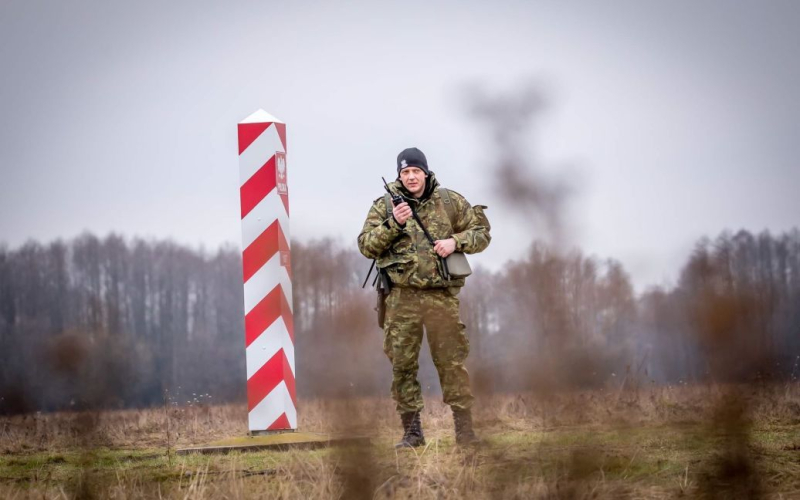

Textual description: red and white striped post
[237,110,296,433]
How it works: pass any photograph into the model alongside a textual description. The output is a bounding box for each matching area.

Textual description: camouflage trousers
[383,287,474,414]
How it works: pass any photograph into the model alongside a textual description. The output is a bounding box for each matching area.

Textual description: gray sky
[1,0,799,291]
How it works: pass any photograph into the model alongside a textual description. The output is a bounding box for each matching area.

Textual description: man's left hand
[433,238,456,258]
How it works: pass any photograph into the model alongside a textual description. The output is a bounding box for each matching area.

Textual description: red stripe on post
[267,413,291,430]
[247,349,283,411]
[238,122,272,155]
[274,123,287,152]
[242,221,280,282]
[281,291,294,342]
[278,225,292,279]
[247,349,297,411]
[245,286,283,347]
[279,192,290,216]
[240,155,276,218]
[282,353,297,406]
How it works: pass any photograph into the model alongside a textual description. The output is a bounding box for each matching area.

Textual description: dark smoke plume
[464,80,573,247]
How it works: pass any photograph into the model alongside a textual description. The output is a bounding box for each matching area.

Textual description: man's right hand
[392,202,412,226]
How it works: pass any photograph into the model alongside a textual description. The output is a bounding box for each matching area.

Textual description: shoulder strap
[438,187,457,228]
[383,193,392,219]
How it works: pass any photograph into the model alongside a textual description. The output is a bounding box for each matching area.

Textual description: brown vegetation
[1,384,799,499]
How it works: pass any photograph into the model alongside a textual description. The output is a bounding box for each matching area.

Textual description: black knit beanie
[396,147,429,175]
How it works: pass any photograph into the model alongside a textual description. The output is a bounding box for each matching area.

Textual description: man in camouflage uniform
[357,147,491,447]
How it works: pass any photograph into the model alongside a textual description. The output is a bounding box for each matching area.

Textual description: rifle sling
[382,187,452,280]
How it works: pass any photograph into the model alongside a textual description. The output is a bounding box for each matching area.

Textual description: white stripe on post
[241,191,291,249]
[243,254,294,315]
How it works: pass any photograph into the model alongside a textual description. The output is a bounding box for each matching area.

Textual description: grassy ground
[1,385,799,499]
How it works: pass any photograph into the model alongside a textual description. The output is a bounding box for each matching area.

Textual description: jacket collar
[393,173,440,204]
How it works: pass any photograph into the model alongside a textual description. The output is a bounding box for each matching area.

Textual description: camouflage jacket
[357,174,491,289]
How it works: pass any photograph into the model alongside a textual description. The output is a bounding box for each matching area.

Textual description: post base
[176,431,369,455]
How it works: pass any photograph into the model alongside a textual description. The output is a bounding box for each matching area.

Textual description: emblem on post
[276,152,288,195]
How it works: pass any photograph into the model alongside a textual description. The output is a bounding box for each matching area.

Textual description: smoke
[461,81,793,495]
[461,79,618,493]
[682,257,778,498]
[462,81,594,396]
[696,392,762,499]
[463,80,573,247]
[287,238,383,499]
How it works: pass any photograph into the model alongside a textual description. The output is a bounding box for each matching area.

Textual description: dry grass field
[2,384,800,499]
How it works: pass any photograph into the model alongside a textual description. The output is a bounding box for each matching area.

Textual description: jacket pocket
[378,254,415,286]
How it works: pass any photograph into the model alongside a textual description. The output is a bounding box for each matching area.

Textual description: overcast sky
[1,0,799,291]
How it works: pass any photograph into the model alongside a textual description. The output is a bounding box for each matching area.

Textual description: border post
[237,109,296,433]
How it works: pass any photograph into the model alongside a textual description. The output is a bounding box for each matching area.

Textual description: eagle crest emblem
[277,153,287,181]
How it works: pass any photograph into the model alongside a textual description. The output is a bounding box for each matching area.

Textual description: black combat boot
[395,411,426,449]
[453,408,481,446]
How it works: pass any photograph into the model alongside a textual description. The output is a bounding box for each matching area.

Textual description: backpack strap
[383,193,393,219]
[438,187,457,229]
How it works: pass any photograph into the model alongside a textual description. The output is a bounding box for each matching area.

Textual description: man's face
[399,167,427,198]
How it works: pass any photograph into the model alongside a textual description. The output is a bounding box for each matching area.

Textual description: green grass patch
[2,420,799,496]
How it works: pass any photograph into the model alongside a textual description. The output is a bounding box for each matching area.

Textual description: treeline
[0,235,245,412]
[641,230,800,382]
[1,229,798,413]
[463,229,800,391]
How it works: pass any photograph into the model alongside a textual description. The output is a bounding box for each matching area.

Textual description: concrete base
[176,432,370,455]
